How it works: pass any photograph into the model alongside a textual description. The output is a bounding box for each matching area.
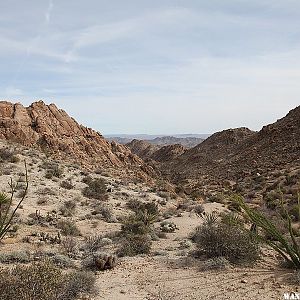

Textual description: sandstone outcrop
[0,100,155,181]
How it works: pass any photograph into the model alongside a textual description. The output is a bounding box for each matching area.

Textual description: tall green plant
[0,162,28,241]
[236,194,300,269]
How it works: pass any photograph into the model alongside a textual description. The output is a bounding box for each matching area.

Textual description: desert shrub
[82,252,116,270]
[289,205,300,222]
[82,178,107,200]
[60,180,74,190]
[45,164,64,179]
[61,237,78,257]
[60,200,76,217]
[57,220,81,236]
[117,235,152,257]
[92,205,115,222]
[81,235,112,253]
[0,261,95,300]
[0,251,31,264]
[193,217,259,264]
[118,201,158,257]
[50,254,74,268]
[0,147,17,162]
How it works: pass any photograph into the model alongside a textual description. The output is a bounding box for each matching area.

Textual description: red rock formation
[0,100,155,181]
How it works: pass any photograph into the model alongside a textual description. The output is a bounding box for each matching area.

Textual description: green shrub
[82,178,107,200]
[117,234,152,257]
[57,220,81,236]
[0,251,31,264]
[192,216,259,264]
[0,261,95,300]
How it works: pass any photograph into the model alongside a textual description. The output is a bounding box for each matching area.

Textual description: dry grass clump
[0,261,96,300]
[82,178,107,200]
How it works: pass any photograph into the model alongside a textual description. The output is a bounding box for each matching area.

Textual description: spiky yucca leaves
[236,193,300,269]
[0,162,28,241]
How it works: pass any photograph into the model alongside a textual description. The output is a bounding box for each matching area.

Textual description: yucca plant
[236,193,300,269]
[0,161,28,241]
[200,212,219,226]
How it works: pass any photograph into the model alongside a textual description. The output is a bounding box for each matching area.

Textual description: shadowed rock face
[0,100,155,180]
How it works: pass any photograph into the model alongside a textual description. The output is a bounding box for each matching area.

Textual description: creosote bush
[57,220,81,236]
[0,261,96,300]
[82,178,107,200]
[192,212,260,264]
[118,200,159,256]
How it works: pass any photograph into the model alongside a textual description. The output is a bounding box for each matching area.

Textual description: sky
[0,0,300,134]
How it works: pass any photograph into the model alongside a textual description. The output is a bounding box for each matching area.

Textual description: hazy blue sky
[0,0,299,134]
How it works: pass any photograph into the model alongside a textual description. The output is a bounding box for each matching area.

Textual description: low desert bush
[45,163,64,179]
[82,178,107,200]
[0,261,96,300]
[0,251,31,264]
[60,200,76,217]
[192,213,259,264]
[0,147,18,162]
[57,220,81,236]
[60,180,74,190]
[117,234,152,257]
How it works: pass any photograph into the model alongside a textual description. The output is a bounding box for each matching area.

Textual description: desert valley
[0,100,299,299]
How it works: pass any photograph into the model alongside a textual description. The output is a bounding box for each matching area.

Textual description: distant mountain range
[105,134,209,148]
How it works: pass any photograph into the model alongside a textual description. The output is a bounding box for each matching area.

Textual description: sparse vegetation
[57,219,81,236]
[236,194,300,269]
[82,178,107,200]
[0,261,96,300]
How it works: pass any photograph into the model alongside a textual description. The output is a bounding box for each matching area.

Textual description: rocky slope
[167,106,300,183]
[148,136,204,148]
[126,139,160,161]
[109,135,204,148]
[127,139,186,163]
[0,100,155,181]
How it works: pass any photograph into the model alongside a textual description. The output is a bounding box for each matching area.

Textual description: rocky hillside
[109,135,204,148]
[166,106,300,183]
[148,136,204,148]
[0,100,155,181]
[127,139,186,163]
[125,139,160,161]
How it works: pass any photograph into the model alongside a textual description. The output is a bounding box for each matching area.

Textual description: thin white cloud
[45,0,54,25]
